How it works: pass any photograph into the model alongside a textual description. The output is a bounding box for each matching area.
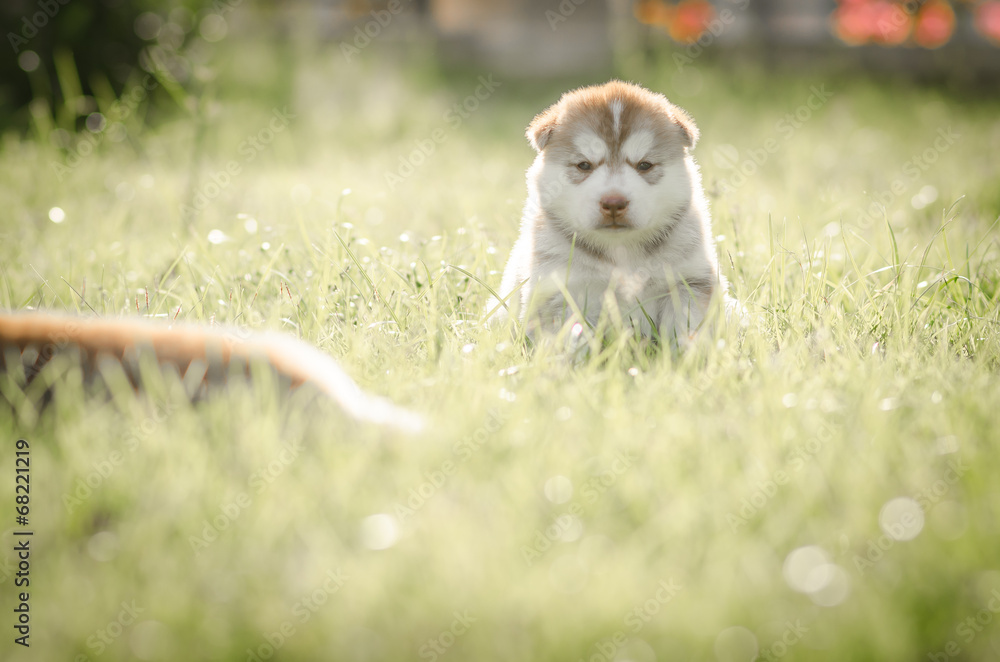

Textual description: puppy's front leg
[533,291,596,336]
[657,286,710,346]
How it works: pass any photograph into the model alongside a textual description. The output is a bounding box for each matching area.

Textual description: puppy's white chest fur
[538,250,674,336]
[489,81,727,343]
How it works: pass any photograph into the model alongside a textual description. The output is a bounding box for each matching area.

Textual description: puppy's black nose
[600,195,629,214]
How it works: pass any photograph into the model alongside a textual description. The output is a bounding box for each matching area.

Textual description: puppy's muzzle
[599,194,630,228]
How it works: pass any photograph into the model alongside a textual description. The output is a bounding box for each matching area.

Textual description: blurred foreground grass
[1,43,1000,661]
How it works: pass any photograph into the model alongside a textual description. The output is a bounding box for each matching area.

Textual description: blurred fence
[314,0,1000,76]
[3,0,999,129]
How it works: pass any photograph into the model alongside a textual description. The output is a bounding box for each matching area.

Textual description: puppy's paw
[482,298,510,329]
[723,294,749,327]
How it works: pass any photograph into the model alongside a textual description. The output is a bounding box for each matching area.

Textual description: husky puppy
[489,80,731,343]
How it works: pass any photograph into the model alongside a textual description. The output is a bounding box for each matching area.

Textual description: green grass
[2,43,1000,662]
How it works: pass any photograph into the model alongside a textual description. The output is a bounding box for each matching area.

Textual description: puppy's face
[525,81,699,246]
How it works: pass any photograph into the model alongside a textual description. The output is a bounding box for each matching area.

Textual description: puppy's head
[525,81,699,245]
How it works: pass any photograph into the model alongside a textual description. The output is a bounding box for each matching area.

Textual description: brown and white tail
[0,312,423,432]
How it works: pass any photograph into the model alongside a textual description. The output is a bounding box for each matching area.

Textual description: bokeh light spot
[783,545,833,594]
[200,14,229,42]
[360,513,398,550]
[880,497,925,541]
[18,50,40,73]
[914,0,955,48]
[977,2,1000,44]
[544,475,573,504]
[808,564,851,606]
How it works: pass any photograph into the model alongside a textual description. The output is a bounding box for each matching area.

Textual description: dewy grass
[1,48,999,661]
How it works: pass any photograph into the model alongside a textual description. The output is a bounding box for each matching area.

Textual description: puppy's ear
[526,106,559,152]
[670,105,699,149]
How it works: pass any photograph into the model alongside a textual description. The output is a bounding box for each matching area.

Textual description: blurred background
[3,0,1000,134]
[3,6,1000,661]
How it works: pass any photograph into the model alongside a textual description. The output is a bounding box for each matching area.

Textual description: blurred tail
[0,312,423,433]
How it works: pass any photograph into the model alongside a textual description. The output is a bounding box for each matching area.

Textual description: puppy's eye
[576,161,593,171]
[637,161,654,172]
